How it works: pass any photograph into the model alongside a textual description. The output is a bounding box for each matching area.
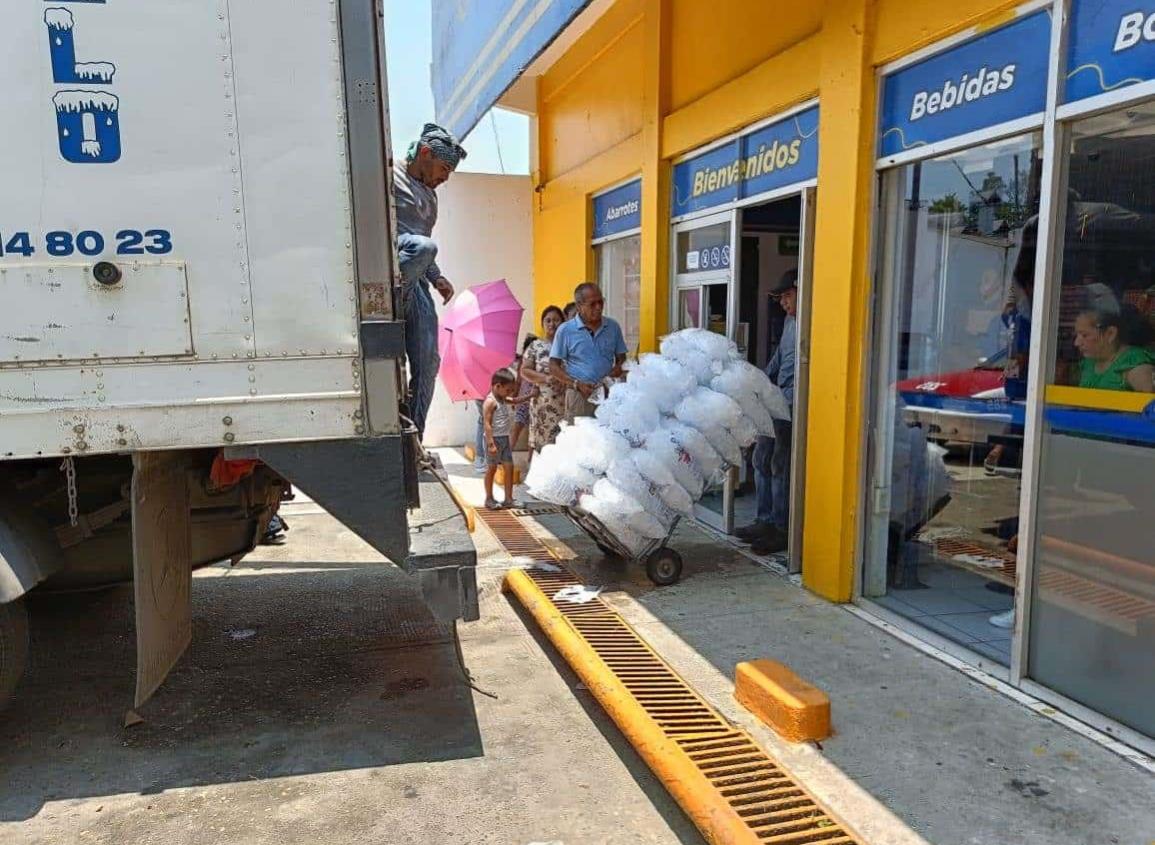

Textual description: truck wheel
[0,599,29,709]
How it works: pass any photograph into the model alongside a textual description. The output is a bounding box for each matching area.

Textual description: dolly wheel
[645,548,683,586]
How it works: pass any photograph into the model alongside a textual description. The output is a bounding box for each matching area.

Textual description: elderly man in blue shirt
[549,282,628,423]
[738,269,797,555]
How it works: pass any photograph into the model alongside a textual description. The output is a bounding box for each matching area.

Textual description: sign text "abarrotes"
[604,199,639,222]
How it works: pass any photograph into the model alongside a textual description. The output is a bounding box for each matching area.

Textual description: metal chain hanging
[60,456,79,527]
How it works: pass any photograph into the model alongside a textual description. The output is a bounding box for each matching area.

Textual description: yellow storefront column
[638,0,671,352]
[802,0,877,602]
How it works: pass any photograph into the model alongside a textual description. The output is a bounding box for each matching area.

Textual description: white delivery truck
[0,0,476,710]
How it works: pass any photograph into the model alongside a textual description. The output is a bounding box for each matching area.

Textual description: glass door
[864,134,1042,671]
[671,210,739,532]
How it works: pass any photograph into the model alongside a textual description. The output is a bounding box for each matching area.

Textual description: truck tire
[0,599,29,710]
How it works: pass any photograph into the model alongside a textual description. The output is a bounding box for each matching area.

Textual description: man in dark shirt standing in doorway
[738,269,797,555]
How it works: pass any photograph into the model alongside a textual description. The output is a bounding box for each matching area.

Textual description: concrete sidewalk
[444,447,1155,845]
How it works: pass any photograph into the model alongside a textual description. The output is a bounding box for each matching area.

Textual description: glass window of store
[865,0,1155,750]
[1025,1,1155,740]
[592,180,642,355]
[865,9,1051,670]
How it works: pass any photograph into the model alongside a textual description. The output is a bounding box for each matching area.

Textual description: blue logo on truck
[52,91,121,163]
[44,8,115,84]
[44,5,120,163]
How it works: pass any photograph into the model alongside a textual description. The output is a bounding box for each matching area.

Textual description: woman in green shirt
[1073,307,1155,392]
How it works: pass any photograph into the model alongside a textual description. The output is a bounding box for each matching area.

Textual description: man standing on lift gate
[393,122,467,442]
[737,268,797,555]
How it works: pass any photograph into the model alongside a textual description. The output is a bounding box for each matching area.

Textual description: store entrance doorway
[734,192,813,573]
[668,189,814,573]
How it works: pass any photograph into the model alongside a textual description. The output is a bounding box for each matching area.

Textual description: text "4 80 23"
[0,229,173,258]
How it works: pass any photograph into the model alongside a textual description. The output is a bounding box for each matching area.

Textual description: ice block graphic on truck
[53,91,121,163]
[44,8,116,84]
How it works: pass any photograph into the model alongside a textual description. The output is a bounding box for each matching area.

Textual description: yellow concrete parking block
[735,660,831,743]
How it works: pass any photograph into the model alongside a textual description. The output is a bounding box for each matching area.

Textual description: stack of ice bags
[525,328,790,556]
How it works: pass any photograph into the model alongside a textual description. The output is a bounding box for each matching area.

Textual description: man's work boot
[735,522,773,542]
[751,526,788,556]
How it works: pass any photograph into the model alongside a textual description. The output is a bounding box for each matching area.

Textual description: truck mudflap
[131,452,193,708]
[245,437,478,623]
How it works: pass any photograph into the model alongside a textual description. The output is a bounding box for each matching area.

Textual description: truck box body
[0,0,476,709]
[3,1,384,455]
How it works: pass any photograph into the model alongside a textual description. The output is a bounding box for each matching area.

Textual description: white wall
[421,172,534,448]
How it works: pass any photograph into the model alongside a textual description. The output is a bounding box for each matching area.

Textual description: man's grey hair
[574,282,601,303]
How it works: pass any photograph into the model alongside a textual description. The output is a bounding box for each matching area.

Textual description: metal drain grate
[510,504,562,517]
[522,565,732,736]
[475,508,558,562]
[484,509,860,845]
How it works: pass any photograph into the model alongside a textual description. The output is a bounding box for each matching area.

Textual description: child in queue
[483,368,531,510]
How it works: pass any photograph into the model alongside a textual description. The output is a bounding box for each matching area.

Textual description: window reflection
[596,235,642,355]
[867,133,1042,666]
[1029,105,1155,736]
[1042,107,1155,392]
[678,288,701,330]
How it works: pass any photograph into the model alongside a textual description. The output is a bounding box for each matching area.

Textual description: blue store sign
[592,179,641,240]
[671,106,819,217]
[1067,1,1155,103]
[878,10,1050,158]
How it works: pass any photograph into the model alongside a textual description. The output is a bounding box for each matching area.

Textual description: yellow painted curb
[504,568,768,845]
[444,481,476,534]
[735,660,831,743]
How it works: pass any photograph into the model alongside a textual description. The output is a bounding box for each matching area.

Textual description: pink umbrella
[438,279,524,401]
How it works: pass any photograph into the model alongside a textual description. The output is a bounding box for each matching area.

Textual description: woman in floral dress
[509,336,539,458]
[520,305,566,452]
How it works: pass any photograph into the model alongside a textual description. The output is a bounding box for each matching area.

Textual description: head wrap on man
[406,122,467,169]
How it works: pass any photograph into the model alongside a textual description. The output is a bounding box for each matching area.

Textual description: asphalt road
[0,506,701,845]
